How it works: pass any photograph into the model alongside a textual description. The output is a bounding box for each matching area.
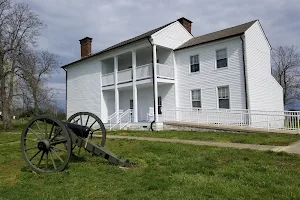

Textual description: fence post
[297,112,300,134]
[267,115,269,131]
[240,112,243,128]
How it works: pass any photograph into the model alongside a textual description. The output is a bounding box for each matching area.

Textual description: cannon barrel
[37,118,90,138]
[64,122,90,138]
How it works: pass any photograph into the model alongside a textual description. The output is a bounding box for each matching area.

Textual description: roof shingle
[62,21,175,68]
[175,20,257,50]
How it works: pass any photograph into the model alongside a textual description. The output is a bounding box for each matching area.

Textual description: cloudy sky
[16,0,300,110]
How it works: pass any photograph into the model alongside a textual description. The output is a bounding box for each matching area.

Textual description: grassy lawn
[107,130,300,146]
[1,133,300,199]
[0,120,29,134]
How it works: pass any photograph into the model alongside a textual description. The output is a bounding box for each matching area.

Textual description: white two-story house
[62,17,284,130]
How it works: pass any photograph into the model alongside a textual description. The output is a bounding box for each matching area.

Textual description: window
[218,86,230,109]
[130,99,133,110]
[216,49,227,68]
[190,55,199,73]
[191,90,201,108]
[158,96,162,114]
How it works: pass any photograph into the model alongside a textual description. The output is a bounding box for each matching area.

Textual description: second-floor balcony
[102,63,174,87]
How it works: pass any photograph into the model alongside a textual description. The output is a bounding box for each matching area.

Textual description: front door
[130,99,133,122]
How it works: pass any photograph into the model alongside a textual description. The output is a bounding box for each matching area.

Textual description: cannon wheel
[20,115,72,173]
[67,112,106,156]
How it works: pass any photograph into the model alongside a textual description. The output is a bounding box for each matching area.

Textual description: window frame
[217,86,230,109]
[129,99,133,110]
[189,54,200,73]
[191,89,202,108]
[215,48,228,69]
[158,96,162,115]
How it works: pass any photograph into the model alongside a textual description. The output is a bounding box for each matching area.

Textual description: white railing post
[267,115,269,131]
[297,112,300,134]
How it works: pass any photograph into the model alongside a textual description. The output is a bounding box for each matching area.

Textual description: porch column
[114,56,119,122]
[132,50,138,122]
[153,44,159,122]
[99,60,107,123]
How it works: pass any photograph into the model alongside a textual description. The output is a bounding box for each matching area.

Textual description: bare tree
[272,46,300,107]
[0,0,44,129]
[17,48,59,114]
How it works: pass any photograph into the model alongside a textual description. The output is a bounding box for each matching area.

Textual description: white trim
[189,54,200,74]
[215,47,228,70]
[153,44,159,121]
[151,21,193,39]
[176,36,240,53]
[190,89,202,108]
[217,85,230,109]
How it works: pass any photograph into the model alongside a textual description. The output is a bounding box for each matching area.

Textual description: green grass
[0,120,29,133]
[107,130,300,146]
[1,133,300,199]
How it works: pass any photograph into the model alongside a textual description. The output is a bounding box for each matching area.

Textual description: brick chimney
[79,37,92,58]
[177,17,192,34]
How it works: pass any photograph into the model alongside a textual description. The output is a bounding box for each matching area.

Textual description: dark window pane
[217,58,227,68]
[219,99,229,109]
[130,100,133,109]
[191,64,199,72]
[158,106,162,114]
[192,101,201,108]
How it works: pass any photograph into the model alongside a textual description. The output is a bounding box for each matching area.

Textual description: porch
[100,45,175,88]
[101,82,175,124]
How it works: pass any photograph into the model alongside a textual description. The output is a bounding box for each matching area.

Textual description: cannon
[20,112,131,173]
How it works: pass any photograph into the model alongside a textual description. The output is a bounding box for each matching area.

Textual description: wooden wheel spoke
[85,115,90,126]
[25,146,37,151]
[89,120,97,129]
[73,118,80,124]
[49,151,57,170]
[52,146,68,152]
[50,129,62,142]
[51,149,64,163]
[91,128,101,134]
[29,150,41,161]
[28,128,42,140]
[45,152,48,171]
[35,121,43,136]
[25,138,39,142]
[48,122,55,139]
[44,119,48,139]
[80,115,83,135]
[37,151,45,168]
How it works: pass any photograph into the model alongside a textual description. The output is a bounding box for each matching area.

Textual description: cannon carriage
[20,112,131,173]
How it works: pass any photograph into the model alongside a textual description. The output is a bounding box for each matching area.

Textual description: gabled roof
[175,20,257,51]
[61,21,175,68]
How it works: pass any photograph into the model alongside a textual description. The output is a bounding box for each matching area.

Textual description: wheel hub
[37,140,51,152]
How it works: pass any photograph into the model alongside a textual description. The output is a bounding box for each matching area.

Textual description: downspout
[240,35,251,126]
[63,68,67,119]
[240,35,249,110]
[147,36,156,131]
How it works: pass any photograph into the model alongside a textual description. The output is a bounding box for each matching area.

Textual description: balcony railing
[102,63,174,87]
[118,68,132,84]
[136,63,153,80]
[157,63,174,79]
[102,72,114,86]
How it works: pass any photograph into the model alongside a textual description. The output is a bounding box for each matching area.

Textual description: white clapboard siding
[67,59,101,118]
[151,21,193,49]
[175,37,247,110]
[244,21,284,112]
